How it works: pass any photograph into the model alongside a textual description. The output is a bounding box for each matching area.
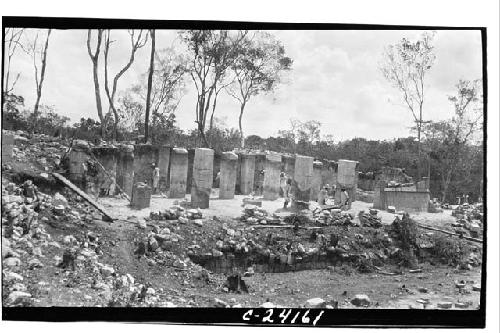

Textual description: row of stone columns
[65,140,357,209]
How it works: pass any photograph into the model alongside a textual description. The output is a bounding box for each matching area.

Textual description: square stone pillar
[116,145,135,197]
[282,155,296,177]
[253,153,266,194]
[169,148,188,198]
[240,154,255,195]
[186,148,196,192]
[263,153,282,200]
[133,144,158,187]
[1,132,14,163]
[69,140,90,187]
[131,182,152,209]
[219,152,238,199]
[373,180,387,209]
[311,161,324,202]
[191,148,214,208]
[158,146,171,192]
[92,146,118,195]
[293,155,313,203]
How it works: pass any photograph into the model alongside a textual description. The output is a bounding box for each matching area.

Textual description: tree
[227,31,292,148]
[423,79,483,202]
[144,29,155,143]
[26,29,52,131]
[179,30,248,147]
[123,47,187,143]
[86,29,105,135]
[381,32,436,176]
[3,28,26,97]
[103,29,148,140]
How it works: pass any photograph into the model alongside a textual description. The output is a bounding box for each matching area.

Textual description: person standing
[279,171,287,197]
[152,163,160,194]
[283,175,293,208]
[340,188,350,211]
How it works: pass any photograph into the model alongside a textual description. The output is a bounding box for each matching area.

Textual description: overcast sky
[5,29,483,141]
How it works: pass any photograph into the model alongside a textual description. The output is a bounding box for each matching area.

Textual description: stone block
[191,148,214,208]
[169,148,188,198]
[240,154,255,195]
[219,152,238,199]
[311,161,323,201]
[131,182,152,209]
[263,153,281,200]
[158,146,171,192]
[293,155,313,203]
[116,145,134,197]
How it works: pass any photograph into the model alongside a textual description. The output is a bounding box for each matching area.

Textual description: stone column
[240,154,255,195]
[263,153,281,200]
[69,140,90,187]
[133,144,158,187]
[293,155,313,203]
[219,152,238,199]
[373,180,387,209]
[191,148,214,208]
[131,182,152,209]
[253,153,266,194]
[92,146,118,195]
[186,149,196,192]
[311,161,323,201]
[1,132,14,163]
[116,145,135,197]
[169,148,188,198]
[158,146,171,192]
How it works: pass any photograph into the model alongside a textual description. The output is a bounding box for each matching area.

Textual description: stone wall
[383,189,430,212]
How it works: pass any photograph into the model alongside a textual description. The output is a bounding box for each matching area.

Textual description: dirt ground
[2,150,481,309]
[99,190,456,228]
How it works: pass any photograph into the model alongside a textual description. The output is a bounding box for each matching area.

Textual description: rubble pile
[451,203,483,239]
[149,205,203,223]
[240,205,280,225]
[313,208,356,226]
[5,131,69,172]
[389,214,482,269]
[357,209,383,228]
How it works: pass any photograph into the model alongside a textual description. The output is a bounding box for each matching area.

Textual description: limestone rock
[8,291,32,305]
[260,302,276,308]
[4,271,24,282]
[351,294,371,307]
[437,302,453,309]
[4,257,21,267]
[304,297,326,308]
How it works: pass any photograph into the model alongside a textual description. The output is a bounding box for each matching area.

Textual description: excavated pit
[189,250,357,274]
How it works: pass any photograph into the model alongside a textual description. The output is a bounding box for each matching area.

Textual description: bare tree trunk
[87,30,104,136]
[239,102,246,148]
[144,29,155,143]
[32,29,52,133]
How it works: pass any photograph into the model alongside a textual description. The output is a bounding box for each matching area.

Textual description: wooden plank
[52,172,114,222]
[417,223,482,244]
[251,224,323,230]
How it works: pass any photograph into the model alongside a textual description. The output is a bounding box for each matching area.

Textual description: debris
[7,291,32,305]
[260,302,276,308]
[52,172,114,222]
[437,302,453,309]
[304,297,326,308]
[225,274,248,293]
[351,294,371,307]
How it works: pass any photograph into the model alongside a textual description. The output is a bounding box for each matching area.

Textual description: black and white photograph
[1,2,498,330]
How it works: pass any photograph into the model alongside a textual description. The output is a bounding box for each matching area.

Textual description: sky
[4,29,483,142]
